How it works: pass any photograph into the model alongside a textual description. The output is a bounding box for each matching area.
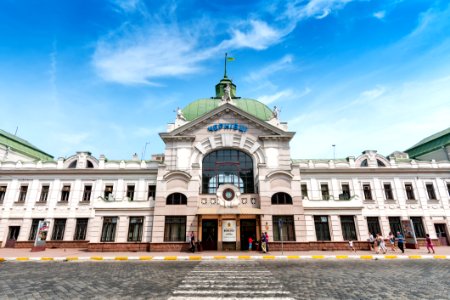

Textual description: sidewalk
[1,247,449,261]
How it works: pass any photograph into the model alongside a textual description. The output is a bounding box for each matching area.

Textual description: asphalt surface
[1,260,449,299]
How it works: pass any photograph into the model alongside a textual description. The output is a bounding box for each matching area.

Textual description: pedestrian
[426,234,435,254]
[397,231,405,254]
[375,233,382,254]
[348,240,356,253]
[248,236,253,251]
[190,231,195,253]
[265,232,270,253]
[368,233,375,252]
[388,232,396,252]
[379,234,387,254]
[261,233,267,253]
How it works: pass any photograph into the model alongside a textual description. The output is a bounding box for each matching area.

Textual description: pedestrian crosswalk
[168,261,295,299]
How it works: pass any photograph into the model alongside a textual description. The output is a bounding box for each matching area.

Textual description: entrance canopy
[197,207,262,215]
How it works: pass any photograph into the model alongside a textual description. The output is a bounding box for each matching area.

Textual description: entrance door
[202,220,218,250]
[5,226,20,248]
[240,219,256,250]
[435,224,449,246]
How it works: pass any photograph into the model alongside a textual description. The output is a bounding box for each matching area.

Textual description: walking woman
[388,232,396,252]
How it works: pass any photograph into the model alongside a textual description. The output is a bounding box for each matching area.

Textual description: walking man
[397,231,405,254]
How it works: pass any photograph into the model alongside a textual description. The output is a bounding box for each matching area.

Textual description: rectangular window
[405,183,415,200]
[126,185,135,201]
[426,184,436,200]
[18,185,28,202]
[341,184,350,200]
[367,217,381,236]
[363,184,372,200]
[301,184,308,199]
[148,185,156,200]
[28,218,44,241]
[101,217,118,242]
[383,183,394,200]
[314,216,331,241]
[0,185,6,203]
[128,217,144,242]
[51,219,66,240]
[411,217,426,238]
[321,184,330,200]
[39,185,49,202]
[272,216,295,241]
[389,217,403,235]
[164,216,186,242]
[74,218,88,240]
[82,185,92,202]
[104,185,113,199]
[340,216,357,241]
[60,185,70,202]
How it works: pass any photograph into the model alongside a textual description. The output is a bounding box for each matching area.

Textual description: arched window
[377,159,386,167]
[202,149,254,194]
[360,159,368,167]
[166,193,187,205]
[68,160,77,168]
[86,160,94,168]
[271,192,293,205]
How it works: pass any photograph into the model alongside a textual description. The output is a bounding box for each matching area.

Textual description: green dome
[182,98,273,121]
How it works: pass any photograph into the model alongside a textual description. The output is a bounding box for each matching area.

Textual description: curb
[0,255,448,262]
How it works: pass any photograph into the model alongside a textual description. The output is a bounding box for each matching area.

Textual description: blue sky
[0,0,449,160]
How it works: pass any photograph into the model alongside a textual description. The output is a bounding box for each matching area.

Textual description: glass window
[0,185,7,203]
[164,216,186,242]
[271,192,293,205]
[28,219,44,241]
[314,216,331,241]
[377,159,386,167]
[202,149,254,194]
[128,217,144,242]
[18,185,28,202]
[341,216,357,240]
[384,183,394,200]
[321,184,330,200]
[272,216,295,241]
[39,185,49,202]
[101,217,117,242]
[389,217,403,235]
[82,185,92,202]
[447,183,450,197]
[363,184,372,200]
[148,185,156,200]
[51,219,66,240]
[341,184,350,200]
[426,184,436,200]
[60,185,70,202]
[126,185,135,201]
[405,183,415,200]
[367,217,381,236]
[74,218,88,240]
[104,185,113,199]
[360,159,368,167]
[411,217,426,238]
[166,193,187,205]
[301,184,308,199]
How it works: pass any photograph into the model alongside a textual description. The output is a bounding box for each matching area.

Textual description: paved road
[1,260,449,299]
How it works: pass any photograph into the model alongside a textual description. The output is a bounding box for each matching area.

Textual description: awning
[197,207,263,215]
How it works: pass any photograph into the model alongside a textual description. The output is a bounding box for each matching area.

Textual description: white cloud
[246,55,293,82]
[373,10,386,19]
[285,0,354,21]
[258,89,294,105]
[219,20,285,51]
[288,75,450,159]
[111,0,142,13]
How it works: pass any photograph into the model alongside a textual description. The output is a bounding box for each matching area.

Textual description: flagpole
[224,53,228,78]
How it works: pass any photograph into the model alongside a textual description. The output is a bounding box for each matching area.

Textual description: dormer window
[68,160,77,168]
[360,159,368,167]
[86,160,94,168]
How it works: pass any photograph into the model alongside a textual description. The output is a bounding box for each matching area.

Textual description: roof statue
[272,106,280,120]
[221,83,232,103]
[174,107,187,128]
